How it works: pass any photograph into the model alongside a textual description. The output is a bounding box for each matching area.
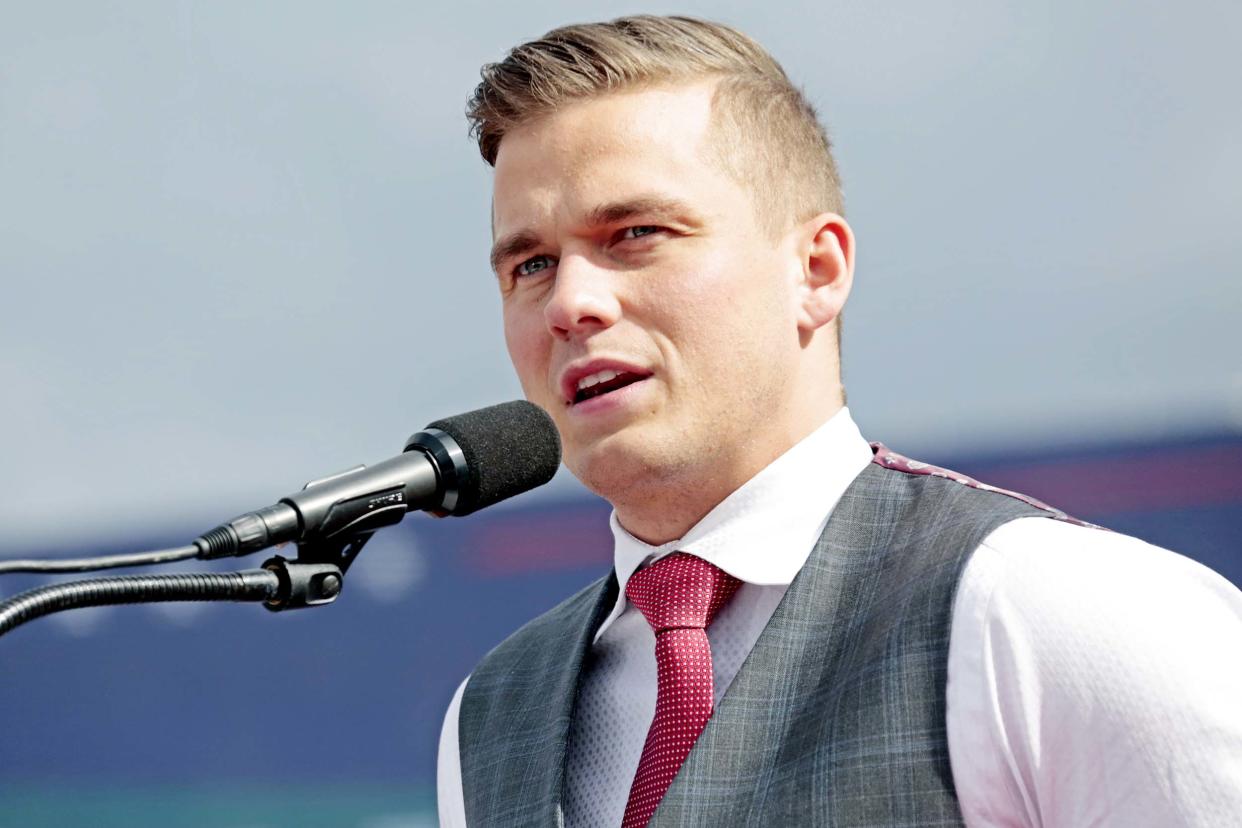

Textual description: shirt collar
[596,406,873,642]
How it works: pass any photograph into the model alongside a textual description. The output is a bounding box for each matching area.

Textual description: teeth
[577,369,620,391]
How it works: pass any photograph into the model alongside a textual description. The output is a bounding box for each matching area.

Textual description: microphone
[193,400,560,560]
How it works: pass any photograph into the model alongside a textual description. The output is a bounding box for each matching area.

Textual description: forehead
[491,82,733,236]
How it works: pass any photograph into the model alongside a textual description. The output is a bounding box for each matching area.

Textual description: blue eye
[623,226,659,239]
[516,255,554,277]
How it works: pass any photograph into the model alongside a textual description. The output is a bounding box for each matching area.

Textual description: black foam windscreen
[427,400,561,515]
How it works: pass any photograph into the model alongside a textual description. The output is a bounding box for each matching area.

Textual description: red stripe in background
[466,508,613,577]
[963,442,1242,516]
[463,440,1242,577]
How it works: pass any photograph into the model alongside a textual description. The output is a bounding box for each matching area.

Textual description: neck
[611,474,733,546]
[612,401,844,545]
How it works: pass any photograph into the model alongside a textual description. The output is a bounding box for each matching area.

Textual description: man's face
[491,82,815,518]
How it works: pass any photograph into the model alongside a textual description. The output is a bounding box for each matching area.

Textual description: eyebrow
[489,230,542,276]
[584,195,697,229]
[489,194,699,275]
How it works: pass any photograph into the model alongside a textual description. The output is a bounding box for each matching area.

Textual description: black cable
[0,544,200,575]
[0,569,280,638]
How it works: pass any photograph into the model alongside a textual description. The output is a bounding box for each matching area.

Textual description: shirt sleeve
[947,516,1242,827]
[436,676,470,828]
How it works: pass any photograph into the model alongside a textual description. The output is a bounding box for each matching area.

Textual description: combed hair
[465,15,845,235]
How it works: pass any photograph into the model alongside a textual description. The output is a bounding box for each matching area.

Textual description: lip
[558,358,654,407]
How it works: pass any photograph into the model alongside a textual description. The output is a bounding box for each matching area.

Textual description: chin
[566,437,644,494]
[568,452,638,501]
[566,432,694,506]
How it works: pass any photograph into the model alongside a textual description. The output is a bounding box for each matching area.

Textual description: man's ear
[794,213,854,332]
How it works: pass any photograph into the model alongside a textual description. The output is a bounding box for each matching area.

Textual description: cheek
[663,246,784,324]
[658,251,795,365]
[503,306,548,390]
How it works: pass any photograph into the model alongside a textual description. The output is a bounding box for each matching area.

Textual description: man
[438,15,1242,827]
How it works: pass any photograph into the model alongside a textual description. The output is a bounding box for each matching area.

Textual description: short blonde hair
[466,15,844,236]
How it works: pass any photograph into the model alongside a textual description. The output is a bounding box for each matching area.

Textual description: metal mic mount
[260,528,377,612]
[1,454,405,637]
[0,535,369,640]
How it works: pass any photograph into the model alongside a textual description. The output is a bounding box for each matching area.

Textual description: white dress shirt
[438,408,1242,826]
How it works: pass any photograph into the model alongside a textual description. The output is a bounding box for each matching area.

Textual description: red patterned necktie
[621,552,743,828]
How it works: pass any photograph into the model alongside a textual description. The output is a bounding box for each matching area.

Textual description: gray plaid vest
[458,450,1074,826]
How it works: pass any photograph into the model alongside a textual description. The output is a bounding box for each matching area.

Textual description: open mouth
[573,369,646,404]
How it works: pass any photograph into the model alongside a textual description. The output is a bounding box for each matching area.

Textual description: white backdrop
[2,1,1239,548]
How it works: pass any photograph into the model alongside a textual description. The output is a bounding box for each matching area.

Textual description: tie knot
[624,552,742,634]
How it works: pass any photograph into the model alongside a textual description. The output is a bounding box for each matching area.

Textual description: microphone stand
[0,532,375,639]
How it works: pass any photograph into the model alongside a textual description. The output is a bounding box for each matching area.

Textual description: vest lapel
[538,573,619,827]
[460,571,618,827]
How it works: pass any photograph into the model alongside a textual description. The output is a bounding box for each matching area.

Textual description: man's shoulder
[949,518,1242,825]
[967,515,1238,619]
[954,513,1242,702]
[867,444,1097,530]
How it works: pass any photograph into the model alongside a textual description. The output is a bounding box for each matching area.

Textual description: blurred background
[1,1,1239,826]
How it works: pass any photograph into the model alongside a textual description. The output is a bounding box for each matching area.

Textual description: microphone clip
[260,530,373,612]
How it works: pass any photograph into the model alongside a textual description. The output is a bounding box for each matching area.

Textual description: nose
[543,253,621,339]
